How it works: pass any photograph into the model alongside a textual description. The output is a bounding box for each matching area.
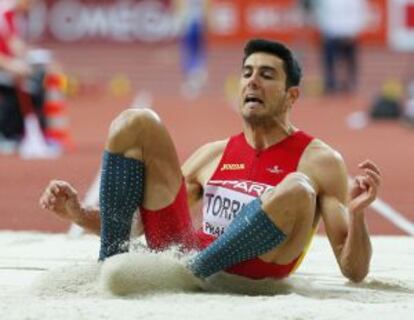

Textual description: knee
[106,108,161,153]
[260,173,316,236]
[109,108,160,137]
[284,173,316,207]
[264,172,316,210]
[288,172,316,201]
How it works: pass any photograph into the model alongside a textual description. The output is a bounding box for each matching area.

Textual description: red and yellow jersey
[198,131,316,279]
[0,7,17,56]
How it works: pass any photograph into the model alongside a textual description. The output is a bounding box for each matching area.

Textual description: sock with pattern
[98,151,145,261]
[188,198,287,278]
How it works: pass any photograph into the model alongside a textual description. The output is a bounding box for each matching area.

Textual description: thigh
[138,115,183,211]
[259,173,317,265]
[106,109,183,211]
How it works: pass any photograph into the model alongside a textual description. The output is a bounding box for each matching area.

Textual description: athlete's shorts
[195,231,300,279]
[140,181,199,251]
[140,181,301,280]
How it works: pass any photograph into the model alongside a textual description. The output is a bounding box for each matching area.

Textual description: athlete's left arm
[305,144,381,282]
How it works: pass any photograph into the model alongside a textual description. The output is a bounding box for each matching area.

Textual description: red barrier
[28,0,387,46]
[207,0,387,45]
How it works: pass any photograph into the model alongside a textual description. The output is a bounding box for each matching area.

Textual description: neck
[243,117,296,150]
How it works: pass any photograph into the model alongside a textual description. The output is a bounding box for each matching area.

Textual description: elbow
[343,270,368,283]
[341,265,370,283]
[339,246,372,283]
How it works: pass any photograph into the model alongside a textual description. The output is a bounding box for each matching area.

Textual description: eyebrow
[242,65,278,73]
[242,64,277,71]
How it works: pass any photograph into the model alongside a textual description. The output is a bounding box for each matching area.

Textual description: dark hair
[243,38,302,88]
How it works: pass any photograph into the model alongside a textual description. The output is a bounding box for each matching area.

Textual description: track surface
[0,43,412,234]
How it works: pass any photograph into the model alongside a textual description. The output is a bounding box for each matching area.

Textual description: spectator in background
[312,0,369,94]
[403,80,414,125]
[0,0,61,158]
[173,0,209,100]
[0,0,38,147]
[0,0,51,154]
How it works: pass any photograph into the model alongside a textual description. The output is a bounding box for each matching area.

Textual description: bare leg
[259,172,317,264]
[106,108,182,210]
[188,172,316,278]
[99,108,183,260]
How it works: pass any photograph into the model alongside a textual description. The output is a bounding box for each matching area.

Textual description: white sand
[0,232,413,320]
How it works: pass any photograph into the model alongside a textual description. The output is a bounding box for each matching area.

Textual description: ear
[287,87,300,106]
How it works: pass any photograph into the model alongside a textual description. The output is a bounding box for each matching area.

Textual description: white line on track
[370,198,414,235]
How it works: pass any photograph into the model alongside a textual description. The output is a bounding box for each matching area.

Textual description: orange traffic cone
[43,73,75,151]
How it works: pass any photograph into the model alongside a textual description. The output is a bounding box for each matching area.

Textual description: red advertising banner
[27,0,175,43]
[207,0,387,45]
[362,0,387,44]
[405,3,414,27]
[388,0,414,51]
[208,0,309,44]
[27,0,387,46]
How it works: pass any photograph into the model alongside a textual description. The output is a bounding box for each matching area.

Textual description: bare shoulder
[182,139,228,178]
[185,139,228,165]
[299,138,348,197]
[197,139,228,158]
[301,139,344,167]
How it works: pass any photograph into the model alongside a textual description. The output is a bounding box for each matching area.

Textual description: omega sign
[28,0,178,43]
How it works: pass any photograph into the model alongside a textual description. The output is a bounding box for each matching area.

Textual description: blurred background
[0,0,413,235]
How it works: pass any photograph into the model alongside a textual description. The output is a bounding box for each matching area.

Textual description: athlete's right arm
[39,180,101,235]
[39,140,227,234]
[181,140,227,208]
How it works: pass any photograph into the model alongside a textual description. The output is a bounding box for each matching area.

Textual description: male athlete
[40,39,381,283]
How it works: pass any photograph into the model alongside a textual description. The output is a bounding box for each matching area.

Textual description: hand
[39,180,83,222]
[8,59,32,77]
[349,160,381,214]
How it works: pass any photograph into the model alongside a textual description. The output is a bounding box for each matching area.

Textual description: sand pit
[0,232,413,320]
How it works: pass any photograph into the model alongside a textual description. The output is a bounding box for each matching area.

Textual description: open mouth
[244,95,264,107]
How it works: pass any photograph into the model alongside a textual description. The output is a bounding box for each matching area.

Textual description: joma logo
[220,163,246,171]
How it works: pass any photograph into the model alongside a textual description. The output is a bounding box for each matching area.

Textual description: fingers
[358,160,381,176]
[356,174,378,199]
[39,180,77,210]
[355,176,366,190]
[358,160,381,188]
[364,175,378,195]
[50,181,76,197]
[364,168,381,186]
[39,186,58,210]
[39,193,53,210]
[350,160,382,213]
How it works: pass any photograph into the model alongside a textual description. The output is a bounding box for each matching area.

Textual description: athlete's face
[239,53,298,126]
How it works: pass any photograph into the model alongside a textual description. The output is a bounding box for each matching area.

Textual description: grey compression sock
[188,198,287,278]
[98,151,145,261]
